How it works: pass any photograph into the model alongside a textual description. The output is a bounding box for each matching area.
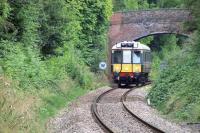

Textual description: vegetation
[0,0,111,132]
[112,0,185,11]
[112,0,150,11]
[148,37,200,122]
[148,34,181,80]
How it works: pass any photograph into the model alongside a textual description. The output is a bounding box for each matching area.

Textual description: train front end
[111,41,151,87]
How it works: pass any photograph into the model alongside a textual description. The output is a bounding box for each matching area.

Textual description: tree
[157,0,184,8]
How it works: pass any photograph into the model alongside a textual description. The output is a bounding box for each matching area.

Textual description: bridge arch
[134,32,189,41]
[108,9,191,75]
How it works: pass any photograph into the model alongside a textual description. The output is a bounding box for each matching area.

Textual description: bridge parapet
[110,9,190,24]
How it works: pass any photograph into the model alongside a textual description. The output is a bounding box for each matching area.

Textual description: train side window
[145,52,148,62]
[145,52,151,62]
[112,50,122,64]
[132,51,141,64]
[143,52,146,63]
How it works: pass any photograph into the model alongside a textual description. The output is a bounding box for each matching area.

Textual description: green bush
[148,43,200,122]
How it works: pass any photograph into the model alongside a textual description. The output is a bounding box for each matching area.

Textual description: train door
[132,51,142,73]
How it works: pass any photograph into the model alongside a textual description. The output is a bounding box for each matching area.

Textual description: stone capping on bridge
[114,8,189,12]
[112,10,190,25]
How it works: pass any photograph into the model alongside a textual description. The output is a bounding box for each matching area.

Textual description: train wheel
[136,77,139,86]
[136,82,139,87]
[118,80,122,88]
[125,83,129,87]
[139,76,146,86]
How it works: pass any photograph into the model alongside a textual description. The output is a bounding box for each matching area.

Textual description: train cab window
[145,52,151,62]
[112,50,122,64]
[132,51,141,63]
[123,50,131,63]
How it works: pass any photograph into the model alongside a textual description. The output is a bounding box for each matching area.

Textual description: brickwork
[108,9,191,46]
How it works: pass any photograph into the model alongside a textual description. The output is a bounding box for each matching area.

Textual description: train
[111,41,151,87]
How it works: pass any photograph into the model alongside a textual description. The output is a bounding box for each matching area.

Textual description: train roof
[112,41,150,51]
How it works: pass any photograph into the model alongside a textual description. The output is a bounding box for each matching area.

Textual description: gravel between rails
[97,88,158,133]
[97,103,156,133]
[99,89,127,104]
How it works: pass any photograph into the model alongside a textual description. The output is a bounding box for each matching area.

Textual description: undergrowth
[0,46,108,132]
[0,71,108,133]
[148,36,200,122]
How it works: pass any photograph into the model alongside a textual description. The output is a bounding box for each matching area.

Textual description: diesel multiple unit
[111,41,151,87]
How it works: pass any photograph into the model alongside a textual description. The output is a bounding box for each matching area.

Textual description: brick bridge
[107,9,191,74]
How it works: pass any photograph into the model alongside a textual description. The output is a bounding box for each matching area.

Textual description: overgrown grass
[148,38,200,122]
[37,79,88,128]
[0,72,108,133]
[0,76,40,133]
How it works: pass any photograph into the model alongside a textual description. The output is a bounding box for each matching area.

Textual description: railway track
[91,84,165,133]
[121,87,164,133]
[91,88,116,132]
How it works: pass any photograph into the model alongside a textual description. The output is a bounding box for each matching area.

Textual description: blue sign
[99,62,107,70]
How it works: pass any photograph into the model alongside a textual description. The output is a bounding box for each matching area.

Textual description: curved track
[91,88,116,133]
[91,84,165,133]
[121,87,164,133]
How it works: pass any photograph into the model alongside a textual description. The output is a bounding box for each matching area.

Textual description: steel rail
[91,82,164,133]
[121,84,165,133]
[91,88,116,133]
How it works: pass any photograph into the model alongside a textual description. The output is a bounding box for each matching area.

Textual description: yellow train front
[111,41,151,87]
